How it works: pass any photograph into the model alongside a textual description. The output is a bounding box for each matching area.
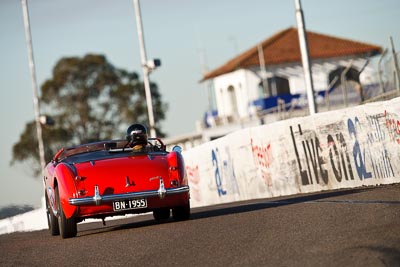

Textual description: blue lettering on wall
[222,146,240,195]
[348,117,372,180]
[212,148,227,196]
[348,115,395,180]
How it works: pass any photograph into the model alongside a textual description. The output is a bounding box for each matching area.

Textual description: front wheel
[172,201,190,221]
[56,187,77,238]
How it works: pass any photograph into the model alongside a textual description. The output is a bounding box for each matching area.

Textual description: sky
[0,0,399,209]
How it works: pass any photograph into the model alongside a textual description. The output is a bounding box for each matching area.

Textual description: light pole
[133,0,160,137]
[21,0,46,176]
[294,0,317,115]
[389,36,400,91]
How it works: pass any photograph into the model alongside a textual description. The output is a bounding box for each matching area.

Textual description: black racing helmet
[126,124,148,147]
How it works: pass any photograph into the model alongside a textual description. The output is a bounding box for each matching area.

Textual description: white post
[258,43,269,96]
[389,36,400,91]
[294,0,317,114]
[21,0,46,176]
[133,0,156,137]
[378,49,388,94]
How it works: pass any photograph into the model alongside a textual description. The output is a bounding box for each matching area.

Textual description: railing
[362,90,400,104]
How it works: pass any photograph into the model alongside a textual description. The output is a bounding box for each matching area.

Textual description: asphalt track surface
[1,183,399,267]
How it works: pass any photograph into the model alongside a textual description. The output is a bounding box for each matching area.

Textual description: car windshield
[55,138,166,162]
[57,140,129,161]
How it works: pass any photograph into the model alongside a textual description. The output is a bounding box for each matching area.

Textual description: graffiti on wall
[186,165,201,202]
[290,113,396,187]
[349,115,394,180]
[384,110,400,145]
[211,146,240,197]
[250,138,273,187]
[290,124,330,186]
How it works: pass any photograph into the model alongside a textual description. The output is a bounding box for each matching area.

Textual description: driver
[126,124,148,151]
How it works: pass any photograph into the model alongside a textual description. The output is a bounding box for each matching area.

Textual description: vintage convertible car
[44,124,190,238]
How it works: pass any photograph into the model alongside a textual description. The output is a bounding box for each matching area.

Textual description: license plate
[113,199,147,211]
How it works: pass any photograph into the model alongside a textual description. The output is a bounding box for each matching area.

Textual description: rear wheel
[153,208,170,221]
[56,187,77,238]
[172,201,190,221]
[45,191,59,236]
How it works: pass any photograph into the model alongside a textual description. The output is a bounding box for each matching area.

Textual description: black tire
[56,187,77,238]
[45,191,59,236]
[153,208,170,221]
[172,201,190,221]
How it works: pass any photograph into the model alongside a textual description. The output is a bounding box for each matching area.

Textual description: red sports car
[44,124,190,238]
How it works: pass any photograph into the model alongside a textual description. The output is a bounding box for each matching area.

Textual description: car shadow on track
[77,186,374,238]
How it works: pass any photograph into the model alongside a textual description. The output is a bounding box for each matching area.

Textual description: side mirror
[172,145,182,153]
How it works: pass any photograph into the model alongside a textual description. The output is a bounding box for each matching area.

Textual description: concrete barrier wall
[184,97,400,208]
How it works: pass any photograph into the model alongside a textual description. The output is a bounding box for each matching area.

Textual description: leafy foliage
[11,54,167,176]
